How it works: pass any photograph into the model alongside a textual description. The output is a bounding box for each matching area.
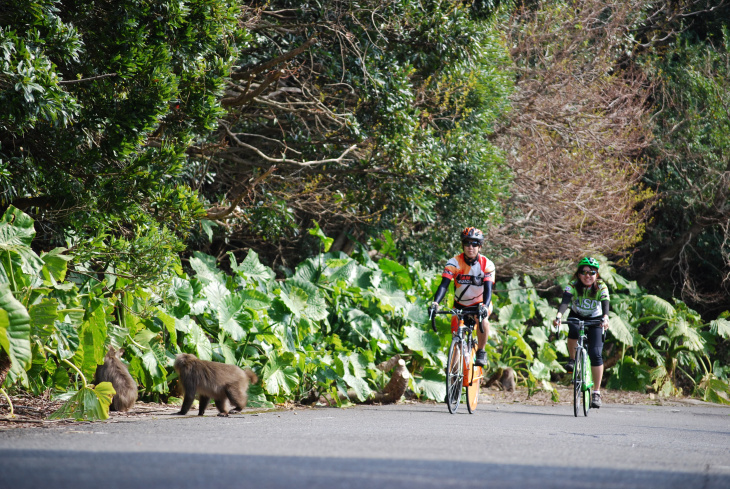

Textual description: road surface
[1,400,729,488]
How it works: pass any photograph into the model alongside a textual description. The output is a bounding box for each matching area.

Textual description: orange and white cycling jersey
[442,254,496,307]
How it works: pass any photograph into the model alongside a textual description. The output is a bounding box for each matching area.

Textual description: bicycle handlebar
[554,317,607,340]
[429,305,487,333]
[559,318,605,326]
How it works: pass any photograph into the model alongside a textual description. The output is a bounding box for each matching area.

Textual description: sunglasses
[579,270,597,276]
[462,241,481,248]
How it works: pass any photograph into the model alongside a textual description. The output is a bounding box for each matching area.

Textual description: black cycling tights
[567,322,604,366]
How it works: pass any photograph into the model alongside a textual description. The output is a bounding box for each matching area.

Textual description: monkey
[173,353,258,417]
[94,346,138,412]
[500,367,516,393]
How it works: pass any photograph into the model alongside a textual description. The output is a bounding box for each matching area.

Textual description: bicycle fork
[581,348,594,391]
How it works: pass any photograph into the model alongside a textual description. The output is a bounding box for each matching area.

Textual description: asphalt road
[1,400,729,489]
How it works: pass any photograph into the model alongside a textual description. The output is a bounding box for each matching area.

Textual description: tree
[0,0,245,283]
[488,0,655,278]
[634,21,730,314]
[184,0,513,269]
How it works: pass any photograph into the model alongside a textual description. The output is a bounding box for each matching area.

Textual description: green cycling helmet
[578,256,600,269]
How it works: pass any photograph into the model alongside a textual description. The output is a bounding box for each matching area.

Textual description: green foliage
[3,202,730,419]
[49,382,115,421]
[0,0,246,276]
[637,26,730,306]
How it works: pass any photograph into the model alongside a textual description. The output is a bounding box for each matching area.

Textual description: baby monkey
[94,346,138,412]
[173,353,258,416]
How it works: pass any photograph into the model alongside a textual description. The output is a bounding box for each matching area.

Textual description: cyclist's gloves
[478,303,489,318]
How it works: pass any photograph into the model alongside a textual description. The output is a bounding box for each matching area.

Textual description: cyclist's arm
[432,277,451,304]
[555,291,573,321]
[601,299,610,326]
[482,280,493,308]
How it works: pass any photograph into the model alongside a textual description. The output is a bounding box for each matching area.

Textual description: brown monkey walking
[94,347,138,412]
[173,353,258,416]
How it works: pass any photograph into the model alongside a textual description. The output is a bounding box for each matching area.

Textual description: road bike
[430,305,487,414]
[556,317,605,417]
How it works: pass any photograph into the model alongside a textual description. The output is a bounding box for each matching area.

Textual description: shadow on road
[2,449,727,489]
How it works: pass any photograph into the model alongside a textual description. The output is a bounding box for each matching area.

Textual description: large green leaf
[189,252,223,284]
[506,330,534,361]
[281,279,328,321]
[202,281,231,313]
[405,301,429,325]
[709,318,730,339]
[268,297,293,325]
[49,382,115,421]
[608,314,634,346]
[230,249,275,282]
[413,367,445,401]
[326,259,359,285]
[506,275,528,305]
[29,298,59,339]
[53,322,80,360]
[344,309,375,342]
[40,247,71,284]
[246,384,275,408]
[668,319,705,351]
[0,283,31,384]
[262,351,299,396]
[498,303,530,326]
[240,290,272,310]
[528,326,549,348]
[378,258,413,290]
[606,356,650,392]
[342,372,372,402]
[402,326,441,362]
[187,322,212,361]
[373,277,408,311]
[700,375,730,405]
[529,359,551,381]
[641,295,676,318]
[171,277,194,304]
[217,294,246,341]
[0,206,45,276]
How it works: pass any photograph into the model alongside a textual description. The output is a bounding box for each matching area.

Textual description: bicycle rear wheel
[573,352,583,418]
[446,336,464,413]
[466,341,482,414]
[582,351,591,417]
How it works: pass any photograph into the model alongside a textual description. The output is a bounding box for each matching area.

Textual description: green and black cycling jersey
[557,281,609,319]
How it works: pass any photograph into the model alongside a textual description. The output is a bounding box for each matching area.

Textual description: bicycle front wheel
[466,341,481,414]
[573,352,583,418]
[446,336,464,413]
[582,350,591,417]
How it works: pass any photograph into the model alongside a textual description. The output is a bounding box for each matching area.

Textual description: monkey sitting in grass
[94,347,138,412]
[173,353,258,416]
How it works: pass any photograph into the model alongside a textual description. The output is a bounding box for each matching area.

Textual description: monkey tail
[245,369,258,384]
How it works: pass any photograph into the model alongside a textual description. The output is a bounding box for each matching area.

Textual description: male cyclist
[429,227,495,367]
[552,256,610,408]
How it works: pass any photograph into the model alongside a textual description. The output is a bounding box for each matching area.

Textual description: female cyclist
[552,257,610,408]
[430,227,495,367]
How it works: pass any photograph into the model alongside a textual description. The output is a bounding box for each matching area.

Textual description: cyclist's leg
[566,322,579,371]
[476,302,492,349]
[474,304,491,367]
[477,318,488,349]
[567,338,578,359]
[587,326,605,407]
